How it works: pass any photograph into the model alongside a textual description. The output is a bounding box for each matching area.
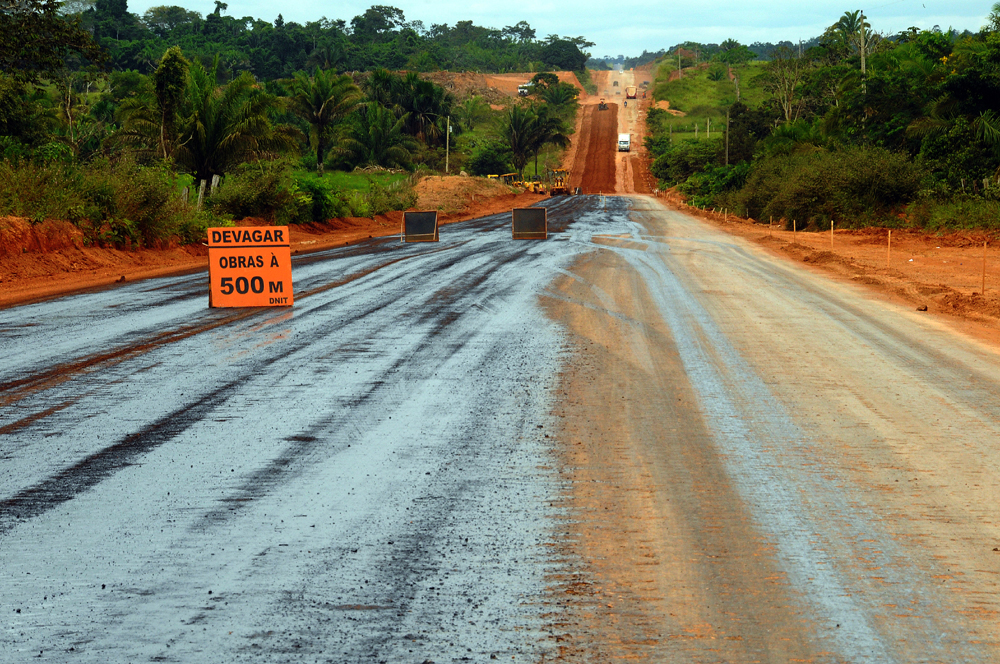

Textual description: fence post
[983,240,988,295]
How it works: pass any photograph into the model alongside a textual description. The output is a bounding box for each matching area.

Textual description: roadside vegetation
[0,1,585,247]
[646,7,1000,231]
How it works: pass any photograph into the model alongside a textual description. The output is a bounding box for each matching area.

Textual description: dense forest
[646,7,1000,230]
[56,0,592,77]
[0,0,585,246]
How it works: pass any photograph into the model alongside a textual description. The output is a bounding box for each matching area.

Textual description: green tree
[176,59,298,182]
[526,104,569,175]
[141,5,201,38]
[497,104,536,175]
[759,46,809,125]
[340,102,416,169]
[718,43,756,66]
[456,95,490,131]
[530,72,560,91]
[285,67,362,174]
[0,0,106,82]
[152,46,189,159]
[397,73,453,144]
[539,82,578,107]
[497,103,569,177]
[540,39,587,71]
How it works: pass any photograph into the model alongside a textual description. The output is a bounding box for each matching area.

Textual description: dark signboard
[403,211,439,242]
[511,208,547,240]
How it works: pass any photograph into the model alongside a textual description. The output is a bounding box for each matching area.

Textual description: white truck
[618,133,631,152]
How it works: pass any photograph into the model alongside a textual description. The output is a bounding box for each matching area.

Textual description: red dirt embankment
[0,178,544,308]
[418,70,585,103]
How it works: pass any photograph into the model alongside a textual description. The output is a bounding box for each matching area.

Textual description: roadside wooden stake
[983,240,988,295]
[793,219,796,238]
[724,208,728,222]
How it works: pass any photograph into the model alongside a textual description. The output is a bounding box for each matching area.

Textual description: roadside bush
[908,196,1000,231]
[651,139,722,185]
[0,160,88,223]
[731,146,923,227]
[0,157,209,246]
[678,162,752,208]
[208,161,312,225]
[365,177,417,216]
[84,159,198,246]
[467,141,512,177]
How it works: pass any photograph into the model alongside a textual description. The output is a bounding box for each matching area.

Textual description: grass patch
[304,169,411,192]
[652,61,768,122]
[575,68,597,95]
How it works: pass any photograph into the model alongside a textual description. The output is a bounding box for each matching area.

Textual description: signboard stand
[402,211,439,242]
[511,208,547,240]
[207,226,293,307]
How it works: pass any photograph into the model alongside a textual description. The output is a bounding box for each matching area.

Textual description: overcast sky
[127,0,996,60]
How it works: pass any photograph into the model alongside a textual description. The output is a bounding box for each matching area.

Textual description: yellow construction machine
[526,175,547,194]
[499,173,525,188]
[548,169,570,196]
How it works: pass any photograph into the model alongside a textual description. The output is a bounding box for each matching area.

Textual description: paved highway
[3,197,1000,662]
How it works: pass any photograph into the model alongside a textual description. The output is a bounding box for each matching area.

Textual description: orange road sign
[207,226,293,307]
[511,208,547,240]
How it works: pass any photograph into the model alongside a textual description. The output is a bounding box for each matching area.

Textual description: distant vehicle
[598,98,608,110]
[517,83,530,97]
[618,133,631,152]
[625,86,637,99]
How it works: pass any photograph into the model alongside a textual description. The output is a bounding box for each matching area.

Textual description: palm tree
[497,104,536,176]
[363,68,401,108]
[285,67,362,175]
[174,59,298,183]
[835,10,863,40]
[497,104,569,178]
[539,83,578,108]
[526,105,570,177]
[457,96,489,131]
[339,102,417,169]
[393,72,453,144]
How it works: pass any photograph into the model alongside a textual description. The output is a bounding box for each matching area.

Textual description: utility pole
[445,115,450,174]
[860,10,867,75]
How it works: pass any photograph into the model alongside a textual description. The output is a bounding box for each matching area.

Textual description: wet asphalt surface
[6,196,1000,663]
[0,196,629,662]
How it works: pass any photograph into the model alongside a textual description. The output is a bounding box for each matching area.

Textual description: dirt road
[543,198,1000,661]
[568,68,652,195]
